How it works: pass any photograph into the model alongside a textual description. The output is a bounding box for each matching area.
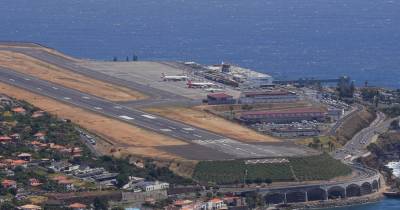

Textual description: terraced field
[193,153,351,185]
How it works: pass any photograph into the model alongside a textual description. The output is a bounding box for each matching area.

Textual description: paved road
[332,111,396,160]
[328,104,364,136]
[0,67,310,159]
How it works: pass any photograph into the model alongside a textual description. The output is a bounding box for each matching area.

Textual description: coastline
[283,193,383,209]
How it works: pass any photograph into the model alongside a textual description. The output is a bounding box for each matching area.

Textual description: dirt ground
[144,106,279,143]
[0,82,185,160]
[0,50,147,101]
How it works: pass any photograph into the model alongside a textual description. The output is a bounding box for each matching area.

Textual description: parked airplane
[161,73,188,81]
[187,80,215,88]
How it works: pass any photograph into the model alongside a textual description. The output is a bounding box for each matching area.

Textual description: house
[203,198,226,210]
[10,133,20,140]
[0,136,12,143]
[207,93,235,105]
[32,111,45,118]
[11,160,28,168]
[270,127,320,138]
[34,132,46,140]
[68,202,87,210]
[29,178,42,187]
[2,179,17,188]
[19,204,41,210]
[18,153,32,162]
[58,179,74,191]
[135,181,169,192]
[239,107,327,124]
[49,161,78,172]
[12,107,26,115]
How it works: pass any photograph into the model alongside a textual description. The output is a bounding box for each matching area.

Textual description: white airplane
[161,73,188,81]
[187,80,215,88]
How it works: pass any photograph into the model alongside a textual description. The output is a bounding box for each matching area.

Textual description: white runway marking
[94,107,103,110]
[183,127,195,131]
[142,114,157,119]
[9,79,15,82]
[24,78,30,81]
[82,96,91,99]
[193,134,202,138]
[63,97,71,100]
[168,126,176,130]
[37,88,42,91]
[52,87,58,90]
[160,129,172,132]
[113,106,122,109]
[119,115,134,120]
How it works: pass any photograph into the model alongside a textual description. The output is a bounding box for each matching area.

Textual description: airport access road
[0,67,311,159]
[332,111,398,161]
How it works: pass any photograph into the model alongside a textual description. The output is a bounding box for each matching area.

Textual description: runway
[0,44,314,159]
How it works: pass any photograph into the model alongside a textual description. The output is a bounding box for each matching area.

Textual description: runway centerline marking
[183,127,195,131]
[63,97,71,100]
[94,107,103,110]
[119,115,134,120]
[82,96,91,99]
[160,129,172,132]
[52,87,58,90]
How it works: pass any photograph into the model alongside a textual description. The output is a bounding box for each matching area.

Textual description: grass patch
[193,153,351,185]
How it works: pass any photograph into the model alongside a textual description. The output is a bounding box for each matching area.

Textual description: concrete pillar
[305,191,308,202]
[284,193,287,204]
[325,189,329,201]
[343,186,347,199]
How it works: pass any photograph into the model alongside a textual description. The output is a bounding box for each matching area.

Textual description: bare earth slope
[0,50,146,101]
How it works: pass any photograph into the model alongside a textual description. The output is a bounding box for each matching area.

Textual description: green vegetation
[298,136,339,152]
[381,104,400,118]
[193,153,351,185]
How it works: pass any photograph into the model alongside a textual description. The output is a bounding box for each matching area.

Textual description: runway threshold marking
[119,115,134,120]
[142,114,157,119]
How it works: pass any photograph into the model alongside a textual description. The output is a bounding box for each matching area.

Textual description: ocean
[1,0,400,208]
[1,0,400,88]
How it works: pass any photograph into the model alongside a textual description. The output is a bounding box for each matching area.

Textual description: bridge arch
[328,186,345,199]
[372,180,379,191]
[286,190,306,203]
[361,182,372,195]
[346,184,361,197]
[265,193,285,204]
[307,188,326,201]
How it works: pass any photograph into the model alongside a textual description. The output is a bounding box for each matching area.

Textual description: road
[332,111,398,160]
[0,67,310,159]
[328,104,364,136]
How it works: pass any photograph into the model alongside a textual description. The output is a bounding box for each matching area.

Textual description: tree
[0,202,15,210]
[116,173,129,188]
[94,197,109,210]
[390,120,400,130]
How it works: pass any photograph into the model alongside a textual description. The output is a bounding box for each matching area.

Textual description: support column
[305,191,308,202]
[325,189,329,201]
[284,193,287,204]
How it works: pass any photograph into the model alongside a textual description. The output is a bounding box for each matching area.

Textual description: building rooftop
[241,107,326,116]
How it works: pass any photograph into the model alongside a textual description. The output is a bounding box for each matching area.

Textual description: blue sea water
[1,0,400,88]
[1,0,400,208]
